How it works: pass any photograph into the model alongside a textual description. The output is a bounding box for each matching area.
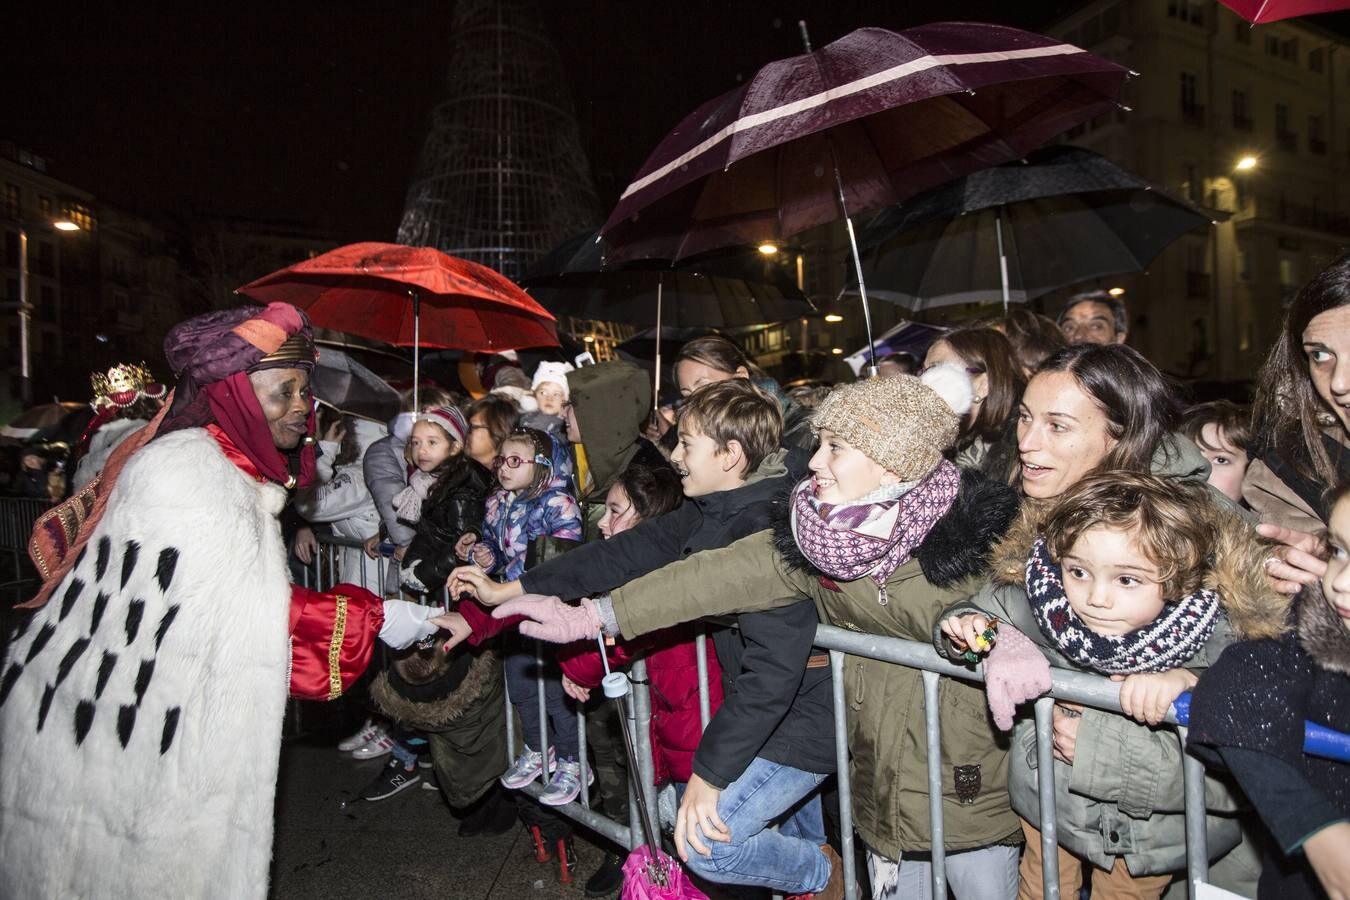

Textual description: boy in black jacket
[450,379,840,897]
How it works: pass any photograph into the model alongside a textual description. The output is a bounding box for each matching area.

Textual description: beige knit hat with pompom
[811,364,974,480]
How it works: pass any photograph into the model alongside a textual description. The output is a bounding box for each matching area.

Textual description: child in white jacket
[294,413,387,591]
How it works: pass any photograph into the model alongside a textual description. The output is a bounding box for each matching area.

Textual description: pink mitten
[982,625,1053,731]
[492,594,602,644]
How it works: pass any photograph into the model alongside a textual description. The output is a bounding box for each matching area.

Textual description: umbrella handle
[603,673,664,862]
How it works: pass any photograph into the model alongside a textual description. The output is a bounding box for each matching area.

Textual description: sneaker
[361,760,421,801]
[537,757,593,807]
[416,752,434,770]
[421,778,439,791]
[338,718,383,752]
[351,732,396,760]
[500,746,556,789]
[584,852,624,897]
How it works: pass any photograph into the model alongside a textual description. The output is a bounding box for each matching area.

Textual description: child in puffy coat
[939,472,1287,900]
[473,427,586,806]
[554,463,726,795]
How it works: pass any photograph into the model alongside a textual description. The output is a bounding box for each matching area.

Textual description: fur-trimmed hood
[771,468,1021,589]
[1299,582,1350,676]
[988,499,1289,642]
[370,646,499,733]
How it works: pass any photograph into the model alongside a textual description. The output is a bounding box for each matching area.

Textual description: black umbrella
[523,230,814,329]
[524,230,815,409]
[311,347,401,423]
[852,146,1217,312]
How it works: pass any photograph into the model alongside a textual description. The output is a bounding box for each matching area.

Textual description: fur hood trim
[1298,583,1350,676]
[370,647,498,732]
[989,500,1289,641]
[772,468,1020,588]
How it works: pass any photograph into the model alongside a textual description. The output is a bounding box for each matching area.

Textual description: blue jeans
[504,645,580,759]
[680,757,830,895]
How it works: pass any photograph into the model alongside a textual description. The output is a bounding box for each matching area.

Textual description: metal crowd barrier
[299,533,660,854]
[0,496,52,602]
[794,624,1215,900]
[295,533,1296,900]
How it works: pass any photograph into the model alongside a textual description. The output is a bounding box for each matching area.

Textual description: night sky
[2,1,1079,242]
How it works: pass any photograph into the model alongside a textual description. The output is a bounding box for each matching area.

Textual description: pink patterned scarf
[790,459,961,586]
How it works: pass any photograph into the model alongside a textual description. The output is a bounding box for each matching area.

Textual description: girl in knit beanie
[938,472,1286,899]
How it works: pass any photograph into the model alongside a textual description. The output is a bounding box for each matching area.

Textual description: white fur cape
[0,427,293,899]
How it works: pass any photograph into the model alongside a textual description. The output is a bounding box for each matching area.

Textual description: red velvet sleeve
[288,583,384,701]
[458,597,525,646]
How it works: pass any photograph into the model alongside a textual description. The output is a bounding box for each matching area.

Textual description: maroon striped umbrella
[603,23,1129,264]
[600,22,1129,370]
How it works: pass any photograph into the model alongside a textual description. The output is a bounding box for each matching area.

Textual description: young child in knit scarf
[476,427,586,806]
[939,472,1286,900]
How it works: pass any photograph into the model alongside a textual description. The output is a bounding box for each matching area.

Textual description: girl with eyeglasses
[470,427,589,806]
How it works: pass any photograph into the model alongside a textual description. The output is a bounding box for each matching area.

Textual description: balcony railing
[1181,103,1206,127]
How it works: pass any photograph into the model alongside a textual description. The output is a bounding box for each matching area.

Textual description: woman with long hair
[1248,254,1350,531]
[674,334,815,450]
[923,327,1026,483]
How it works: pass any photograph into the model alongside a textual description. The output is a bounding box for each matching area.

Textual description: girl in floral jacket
[472,427,586,806]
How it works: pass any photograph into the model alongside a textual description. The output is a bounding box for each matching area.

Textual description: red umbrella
[238,242,559,409]
[1218,0,1350,22]
[600,22,1129,371]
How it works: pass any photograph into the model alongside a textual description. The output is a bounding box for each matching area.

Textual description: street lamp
[824,313,844,323]
[1235,155,1258,172]
[756,242,779,256]
[6,218,84,404]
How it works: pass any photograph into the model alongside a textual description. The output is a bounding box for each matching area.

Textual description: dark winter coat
[404,461,494,594]
[565,360,671,541]
[521,450,837,788]
[1188,584,1350,900]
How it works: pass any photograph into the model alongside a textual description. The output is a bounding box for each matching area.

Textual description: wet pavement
[269,708,618,900]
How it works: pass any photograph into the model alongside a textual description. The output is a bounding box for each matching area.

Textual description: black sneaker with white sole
[361,760,422,802]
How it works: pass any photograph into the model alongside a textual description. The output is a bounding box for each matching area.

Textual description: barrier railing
[0,496,52,602]
[771,624,1213,900]
[302,532,658,854]
[298,532,1343,900]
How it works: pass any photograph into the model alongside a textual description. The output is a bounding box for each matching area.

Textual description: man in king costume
[0,303,444,899]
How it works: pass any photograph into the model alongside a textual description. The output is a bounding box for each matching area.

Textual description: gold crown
[90,362,166,409]
[258,332,317,366]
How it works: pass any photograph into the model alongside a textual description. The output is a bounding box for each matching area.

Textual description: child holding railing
[938,472,1287,900]
[1188,483,1350,900]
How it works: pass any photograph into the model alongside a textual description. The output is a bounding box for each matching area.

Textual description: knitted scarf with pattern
[1025,537,1222,675]
[789,459,960,584]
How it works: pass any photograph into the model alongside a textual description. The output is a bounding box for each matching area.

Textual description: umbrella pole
[995,208,1011,315]
[411,288,421,414]
[653,275,663,416]
[830,160,879,377]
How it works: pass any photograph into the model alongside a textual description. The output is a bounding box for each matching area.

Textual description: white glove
[379,599,444,650]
